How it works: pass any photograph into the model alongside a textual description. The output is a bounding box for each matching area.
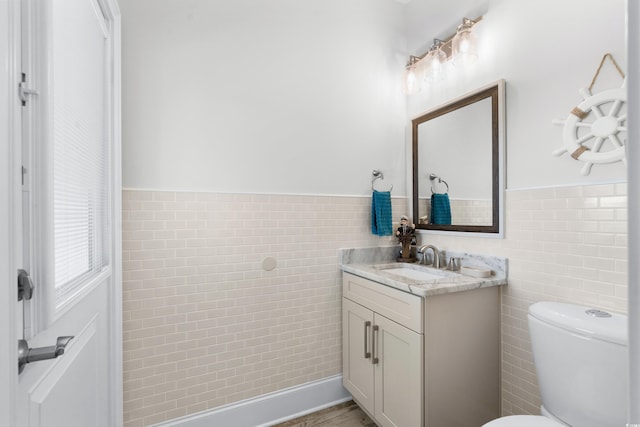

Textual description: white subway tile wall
[503,183,627,414]
[418,198,493,226]
[414,183,628,416]
[121,190,402,427]
[451,199,493,225]
[122,183,627,425]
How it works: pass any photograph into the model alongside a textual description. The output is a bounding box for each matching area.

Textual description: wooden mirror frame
[412,80,505,235]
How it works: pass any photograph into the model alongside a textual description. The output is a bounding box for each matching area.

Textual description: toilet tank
[528,302,628,427]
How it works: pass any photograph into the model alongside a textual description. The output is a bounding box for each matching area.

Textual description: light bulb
[423,43,447,82]
[403,65,419,95]
[403,56,422,95]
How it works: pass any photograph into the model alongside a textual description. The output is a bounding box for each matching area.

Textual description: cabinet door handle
[372,325,379,365]
[364,321,371,359]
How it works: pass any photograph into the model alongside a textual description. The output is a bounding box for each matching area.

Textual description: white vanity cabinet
[342,271,501,427]
[342,272,424,427]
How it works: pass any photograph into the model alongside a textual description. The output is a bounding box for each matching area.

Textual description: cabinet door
[342,298,375,415]
[374,314,423,427]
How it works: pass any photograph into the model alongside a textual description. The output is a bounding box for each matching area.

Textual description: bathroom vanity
[340,247,507,427]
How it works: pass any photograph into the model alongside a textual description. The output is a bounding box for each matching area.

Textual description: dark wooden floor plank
[272,401,376,427]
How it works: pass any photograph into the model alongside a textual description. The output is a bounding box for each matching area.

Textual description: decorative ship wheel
[553,54,627,176]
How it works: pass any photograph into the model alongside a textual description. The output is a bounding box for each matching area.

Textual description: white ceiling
[401,0,490,53]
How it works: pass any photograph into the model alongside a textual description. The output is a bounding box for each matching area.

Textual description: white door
[1,0,122,426]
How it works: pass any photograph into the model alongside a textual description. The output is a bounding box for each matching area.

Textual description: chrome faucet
[418,245,441,268]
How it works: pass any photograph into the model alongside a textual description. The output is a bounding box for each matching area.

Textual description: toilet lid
[483,415,564,427]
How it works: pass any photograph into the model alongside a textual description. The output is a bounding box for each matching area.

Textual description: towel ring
[429,173,449,194]
[372,170,393,192]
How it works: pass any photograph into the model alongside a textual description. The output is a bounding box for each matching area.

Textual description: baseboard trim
[151,375,352,427]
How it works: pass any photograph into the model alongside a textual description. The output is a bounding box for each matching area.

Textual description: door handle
[364,321,371,359]
[18,336,74,374]
[372,325,379,365]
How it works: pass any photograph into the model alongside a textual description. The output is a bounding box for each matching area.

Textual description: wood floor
[272,401,376,427]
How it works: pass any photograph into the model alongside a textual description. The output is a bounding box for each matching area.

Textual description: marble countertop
[340,246,508,298]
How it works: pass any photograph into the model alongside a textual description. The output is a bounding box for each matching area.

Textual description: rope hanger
[571,53,625,120]
[588,53,625,91]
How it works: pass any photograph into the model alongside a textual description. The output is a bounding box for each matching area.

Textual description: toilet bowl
[483,414,562,426]
[483,301,628,427]
[484,405,570,427]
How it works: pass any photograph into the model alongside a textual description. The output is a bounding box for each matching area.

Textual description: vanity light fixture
[403,16,482,95]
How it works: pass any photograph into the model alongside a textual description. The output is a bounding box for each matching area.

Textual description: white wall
[406,0,627,189]
[121,0,407,196]
[119,0,631,421]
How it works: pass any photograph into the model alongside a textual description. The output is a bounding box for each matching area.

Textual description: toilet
[483,301,628,427]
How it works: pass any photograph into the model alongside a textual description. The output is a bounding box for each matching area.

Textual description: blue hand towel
[371,191,393,236]
[430,193,451,225]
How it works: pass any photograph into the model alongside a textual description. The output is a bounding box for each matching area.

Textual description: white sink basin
[380,266,452,281]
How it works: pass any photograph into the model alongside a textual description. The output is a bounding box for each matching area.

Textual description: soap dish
[460,266,492,278]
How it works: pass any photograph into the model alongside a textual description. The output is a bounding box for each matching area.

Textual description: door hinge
[18,269,34,301]
[19,73,38,106]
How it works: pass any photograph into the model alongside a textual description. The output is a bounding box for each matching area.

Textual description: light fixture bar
[405,15,482,67]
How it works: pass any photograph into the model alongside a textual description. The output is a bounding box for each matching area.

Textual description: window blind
[52,2,110,309]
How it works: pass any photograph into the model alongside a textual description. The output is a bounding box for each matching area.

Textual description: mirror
[412,80,505,235]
